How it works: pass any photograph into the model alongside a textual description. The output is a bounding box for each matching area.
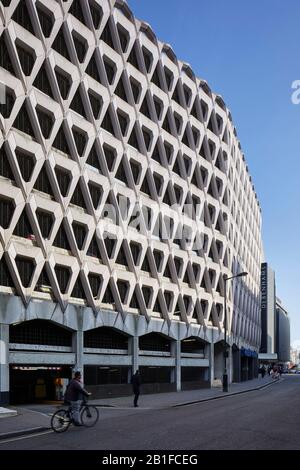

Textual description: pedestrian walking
[261,365,266,378]
[131,370,141,407]
[271,366,279,380]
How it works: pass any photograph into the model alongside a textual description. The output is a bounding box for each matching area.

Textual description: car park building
[0,0,263,404]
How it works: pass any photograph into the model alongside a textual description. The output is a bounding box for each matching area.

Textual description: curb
[172,378,282,408]
[0,426,50,441]
[89,404,115,408]
[0,411,17,419]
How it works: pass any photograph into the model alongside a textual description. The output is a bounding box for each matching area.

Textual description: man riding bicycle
[64,371,91,426]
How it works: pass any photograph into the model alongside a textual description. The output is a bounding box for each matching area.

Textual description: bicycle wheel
[51,409,71,433]
[80,405,99,427]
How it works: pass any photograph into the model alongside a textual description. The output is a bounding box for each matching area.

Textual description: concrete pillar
[171,339,181,391]
[72,330,84,378]
[131,335,139,375]
[209,342,214,387]
[0,324,9,405]
[202,343,209,382]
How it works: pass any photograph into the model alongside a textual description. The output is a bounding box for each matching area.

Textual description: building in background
[290,347,300,366]
[259,263,277,363]
[259,263,290,367]
[0,0,263,404]
[276,298,290,364]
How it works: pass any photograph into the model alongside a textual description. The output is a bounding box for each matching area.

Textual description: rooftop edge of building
[117,0,262,211]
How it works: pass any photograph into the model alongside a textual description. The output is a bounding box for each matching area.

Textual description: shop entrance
[10,365,72,404]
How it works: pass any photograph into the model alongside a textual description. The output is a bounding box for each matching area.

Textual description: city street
[1,375,300,450]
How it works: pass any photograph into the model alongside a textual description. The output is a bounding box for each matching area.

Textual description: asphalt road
[1,375,300,450]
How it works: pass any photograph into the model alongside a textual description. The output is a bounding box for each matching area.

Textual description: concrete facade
[0,0,263,403]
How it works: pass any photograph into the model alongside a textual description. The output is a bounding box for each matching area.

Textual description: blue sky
[128,0,300,342]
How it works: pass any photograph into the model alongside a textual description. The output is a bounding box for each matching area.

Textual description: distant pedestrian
[271,366,279,380]
[261,365,266,378]
[131,370,141,407]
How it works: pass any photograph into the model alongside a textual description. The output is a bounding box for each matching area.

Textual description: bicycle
[51,399,99,433]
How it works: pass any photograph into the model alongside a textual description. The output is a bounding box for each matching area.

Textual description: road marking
[17,407,54,419]
[100,406,152,409]
[0,430,53,445]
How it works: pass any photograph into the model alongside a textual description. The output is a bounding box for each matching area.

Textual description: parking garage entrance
[9,319,74,404]
[10,364,72,404]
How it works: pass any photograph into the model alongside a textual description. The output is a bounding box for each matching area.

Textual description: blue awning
[241,347,258,358]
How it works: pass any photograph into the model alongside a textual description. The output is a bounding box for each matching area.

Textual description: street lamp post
[223,271,248,392]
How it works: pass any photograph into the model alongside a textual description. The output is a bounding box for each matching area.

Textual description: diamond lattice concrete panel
[0,0,263,349]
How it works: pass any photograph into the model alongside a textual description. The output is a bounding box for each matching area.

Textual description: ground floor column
[131,336,139,376]
[0,324,9,405]
[209,342,214,387]
[72,330,84,378]
[171,339,181,391]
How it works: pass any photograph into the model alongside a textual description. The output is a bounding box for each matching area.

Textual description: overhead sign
[261,263,268,309]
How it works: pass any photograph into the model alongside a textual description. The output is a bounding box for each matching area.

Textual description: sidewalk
[89,376,278,409]
[0,407,51,440]
[0,376,280,440]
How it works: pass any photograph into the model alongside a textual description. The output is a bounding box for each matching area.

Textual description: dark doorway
[10,365,72,404]
[241,357,249,381]
[232,345,241,382]
[181,366,209,390]
[137,366,175,394]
